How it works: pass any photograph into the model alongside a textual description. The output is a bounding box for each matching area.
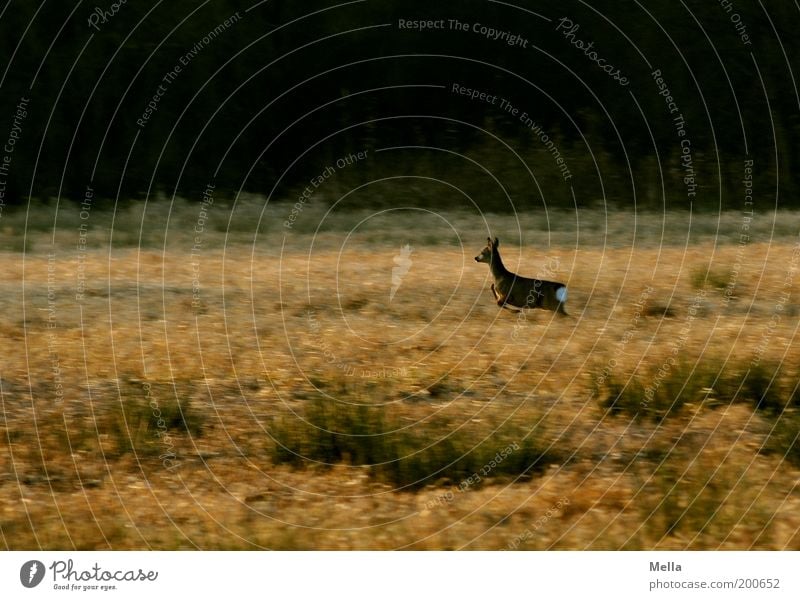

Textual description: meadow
[1,199,799,549]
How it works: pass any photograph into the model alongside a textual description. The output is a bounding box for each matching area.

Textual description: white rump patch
[555,286,567,303]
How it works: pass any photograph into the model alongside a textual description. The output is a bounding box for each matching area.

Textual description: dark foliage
[1,1,796,211]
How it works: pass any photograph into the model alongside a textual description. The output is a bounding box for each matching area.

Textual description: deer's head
[474,237,499,263]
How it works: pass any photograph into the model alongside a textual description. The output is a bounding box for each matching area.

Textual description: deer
[475,237,568,315]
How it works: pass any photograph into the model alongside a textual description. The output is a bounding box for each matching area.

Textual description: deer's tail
[556,286,569,316]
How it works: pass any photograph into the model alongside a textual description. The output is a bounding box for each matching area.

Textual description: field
[1,201,800,549]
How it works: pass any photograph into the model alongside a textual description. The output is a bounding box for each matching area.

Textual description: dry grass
[1,203,800,549]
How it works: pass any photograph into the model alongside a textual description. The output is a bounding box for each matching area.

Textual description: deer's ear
[494,237,499,248]
[487,237,493,246]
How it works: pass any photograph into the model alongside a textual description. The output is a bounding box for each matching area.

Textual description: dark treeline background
[0,0,797,213]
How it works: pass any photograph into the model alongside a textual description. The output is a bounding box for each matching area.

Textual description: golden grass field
[1,201,800,549]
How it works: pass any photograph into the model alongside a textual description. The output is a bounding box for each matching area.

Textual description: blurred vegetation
[597,356,800,467]
[0,1,797,212]
[4,227,800,548]
[270,388,563,489]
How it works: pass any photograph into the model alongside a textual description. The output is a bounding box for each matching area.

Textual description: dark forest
[1,1,796,212]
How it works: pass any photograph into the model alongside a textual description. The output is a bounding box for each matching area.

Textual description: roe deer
[475,237,568,315]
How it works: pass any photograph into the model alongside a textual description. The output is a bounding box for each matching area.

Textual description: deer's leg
[496,295,522,313]
[491,284,521,312]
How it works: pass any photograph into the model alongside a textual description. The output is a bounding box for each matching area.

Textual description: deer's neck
[491,251,511,280]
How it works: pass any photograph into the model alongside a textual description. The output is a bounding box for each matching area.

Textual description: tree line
[0,0,797,212]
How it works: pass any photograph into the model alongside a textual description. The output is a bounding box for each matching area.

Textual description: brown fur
[475,237,568,315]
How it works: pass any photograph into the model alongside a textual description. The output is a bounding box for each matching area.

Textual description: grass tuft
[690,266,733,290]
[270,392,562,489]
[598,359,717,421]
[599,356,800,422]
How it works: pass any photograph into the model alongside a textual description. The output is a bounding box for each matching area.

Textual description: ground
[1,203,799,549]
